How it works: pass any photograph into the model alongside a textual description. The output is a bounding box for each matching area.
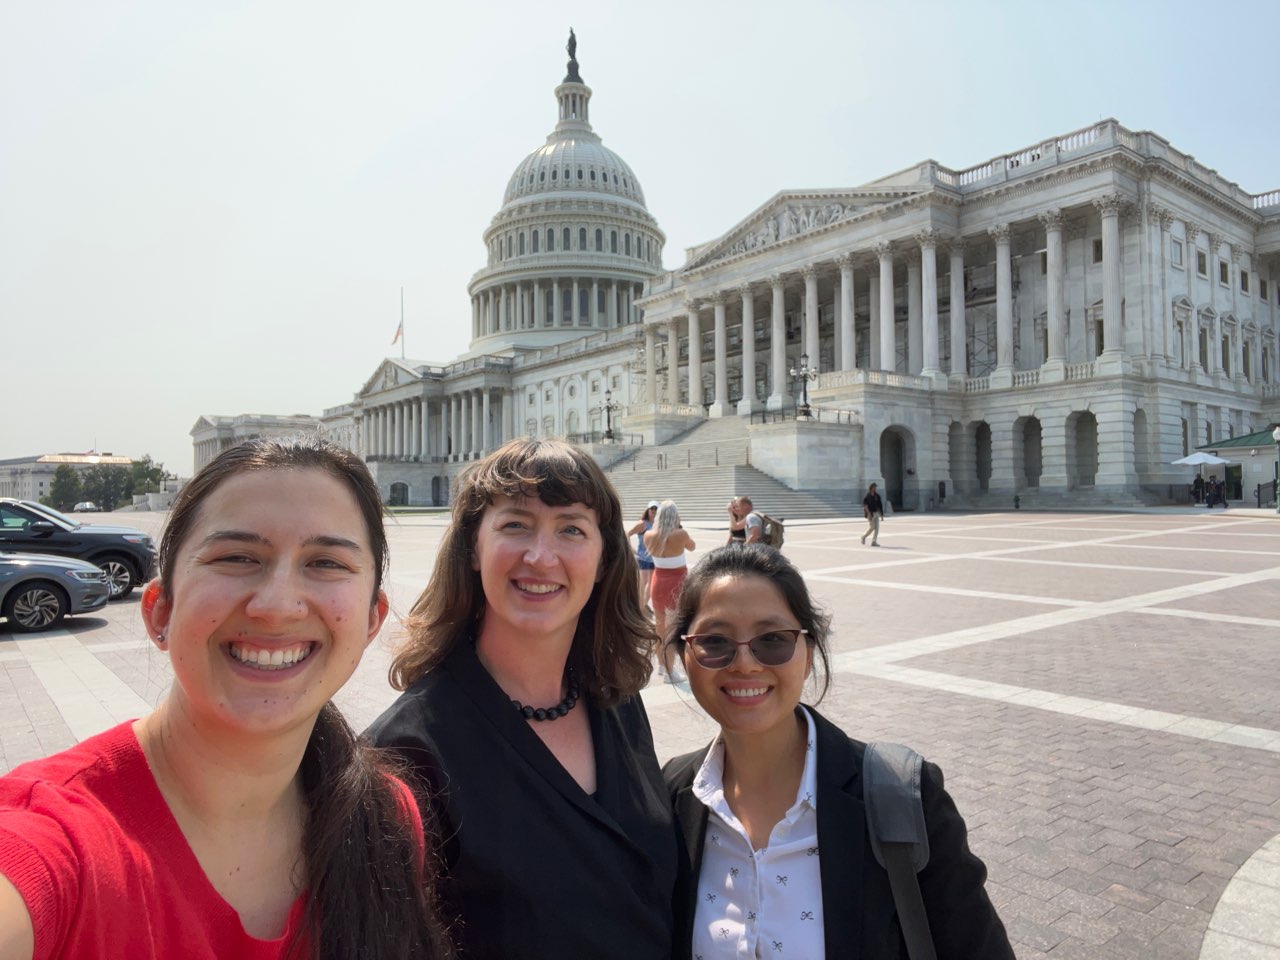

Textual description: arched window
[551,168,557,181]
[563,227,571,250]
[564,167,571,181]
[577,167,584,180]
[547,229,555,251]
[625,234,631,256]
[518,233,525,255]
[610,230,618,253]
[579,227,587,249]
[532,231,539,253]
[540,170,546,183]
[590,170,597,182]
[595,228,603,251]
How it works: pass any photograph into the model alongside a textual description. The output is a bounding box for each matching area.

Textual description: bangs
[464,438,618,524]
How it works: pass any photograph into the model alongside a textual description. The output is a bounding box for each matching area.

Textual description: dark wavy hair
[663,543,832,702]
[390,437,654,705]
[159,435,451,960]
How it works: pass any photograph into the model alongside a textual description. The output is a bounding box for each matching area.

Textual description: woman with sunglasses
[663,544,1012,959]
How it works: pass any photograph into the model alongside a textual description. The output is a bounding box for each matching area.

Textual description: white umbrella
[1172,452,1229,466]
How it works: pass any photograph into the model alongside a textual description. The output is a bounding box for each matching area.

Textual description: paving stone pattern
[2,509,1278,959]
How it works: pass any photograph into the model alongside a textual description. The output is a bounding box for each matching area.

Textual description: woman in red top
[0,437,450,960]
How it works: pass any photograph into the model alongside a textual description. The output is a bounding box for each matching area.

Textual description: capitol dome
[466,33,664,352]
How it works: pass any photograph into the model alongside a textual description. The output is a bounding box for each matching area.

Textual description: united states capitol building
[193,36,1280,513]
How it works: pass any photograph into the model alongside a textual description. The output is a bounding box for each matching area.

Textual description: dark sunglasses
[681,628,808,669]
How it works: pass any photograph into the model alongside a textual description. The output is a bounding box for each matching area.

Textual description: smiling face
[682,573,813,742]
[142,467,387,740]
[471,494,603,650]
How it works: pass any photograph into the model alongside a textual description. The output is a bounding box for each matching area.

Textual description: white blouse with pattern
[690,706,824,960]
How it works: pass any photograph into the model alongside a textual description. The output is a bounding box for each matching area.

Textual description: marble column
[450,396,460,461]
[591,279,600,327]
[608,281,618,327]
[768,276,787,410]
[666,319,680,406]
[1095,195,1124,357]
[482,389,491,453]
[471,391,481,455]
[877,242,896,372]
[571,279,580,326]
[919,231,941,377]
[1040,210,1067,366]
[802,265,819,363]
[738,285,759,414]
[553,280,561,326]
[907,252,923,374]
[868,271,881,371]
[709,296,729,416]
[991,224,1014,377]
[644,325,657,406]
[686,301,703,408]
[407,402,418,458]
[948,242,966,378]
[838,255,855,372]
[460,392,472,459]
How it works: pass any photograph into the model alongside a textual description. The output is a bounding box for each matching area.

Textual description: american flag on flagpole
[391,318,403,345]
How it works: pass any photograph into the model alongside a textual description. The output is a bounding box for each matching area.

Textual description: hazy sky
[3,0,1275,475]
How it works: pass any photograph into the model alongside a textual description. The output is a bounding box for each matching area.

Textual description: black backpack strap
[863,742,937,960]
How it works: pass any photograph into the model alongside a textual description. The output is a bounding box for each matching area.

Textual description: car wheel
[3,581,68,632]
[99,557,137,600]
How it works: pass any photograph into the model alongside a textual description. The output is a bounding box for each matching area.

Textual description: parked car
[0,499,157,600]
[0,552,110,632]
[72,501,100,512]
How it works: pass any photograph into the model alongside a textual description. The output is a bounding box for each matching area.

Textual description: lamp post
[1273,425,1280,514]
[789,353,819,418]
[601,388,621,442]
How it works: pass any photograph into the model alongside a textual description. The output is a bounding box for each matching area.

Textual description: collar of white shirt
[692,704,818,824]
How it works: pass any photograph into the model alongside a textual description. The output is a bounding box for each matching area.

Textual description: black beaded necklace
[511,670,580,722]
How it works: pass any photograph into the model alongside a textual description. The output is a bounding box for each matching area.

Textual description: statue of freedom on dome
[565,29,582,83]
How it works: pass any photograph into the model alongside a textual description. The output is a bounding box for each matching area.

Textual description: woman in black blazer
[662,545,1013,959]
[366,438,679,960]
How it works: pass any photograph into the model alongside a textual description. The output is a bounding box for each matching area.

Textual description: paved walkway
[2,509,1277,958]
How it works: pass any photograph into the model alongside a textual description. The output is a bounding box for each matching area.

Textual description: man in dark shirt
[861,482,884,547]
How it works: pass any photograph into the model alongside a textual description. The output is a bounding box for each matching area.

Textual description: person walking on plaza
[645,500,696,683]
[628,500,659,607]
[862,482,885,546]
[726,496,763,545]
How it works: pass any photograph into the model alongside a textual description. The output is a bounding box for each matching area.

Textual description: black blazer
[365,641,680,960]
[663,707,1013,960]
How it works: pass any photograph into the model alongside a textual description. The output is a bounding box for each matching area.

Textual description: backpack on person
[756,513,785,548]
[863,741,936,960]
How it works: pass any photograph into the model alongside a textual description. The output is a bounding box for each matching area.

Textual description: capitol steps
[607,463,860,523]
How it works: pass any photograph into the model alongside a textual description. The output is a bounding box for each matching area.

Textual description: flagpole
[400,287,406,360]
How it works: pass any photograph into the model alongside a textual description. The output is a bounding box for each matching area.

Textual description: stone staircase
[606,414,860,521]
[942,487,1153,511]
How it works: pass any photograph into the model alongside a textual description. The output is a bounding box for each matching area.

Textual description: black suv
[0,499,157,600]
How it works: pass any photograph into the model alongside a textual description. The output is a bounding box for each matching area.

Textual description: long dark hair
[159,436,450,959]
[390,437,654,705]
[664,543,832,702]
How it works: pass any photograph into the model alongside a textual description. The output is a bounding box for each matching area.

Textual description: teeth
[230,643,313,671]
[518,582,561,594]
[726,687,769,699]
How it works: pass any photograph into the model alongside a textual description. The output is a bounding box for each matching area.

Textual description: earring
[155,632,167,647]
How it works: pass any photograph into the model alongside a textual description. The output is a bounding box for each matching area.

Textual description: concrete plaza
[2,508,1278,958]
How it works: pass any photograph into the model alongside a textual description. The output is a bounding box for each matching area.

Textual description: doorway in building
[1015,416,1043,488]
[431,476,442,506]
[389,482,409,507]
[879,427,916,511]
[973,422,992,493]
[1066,411,1098,488]
[1225,463,1243,501]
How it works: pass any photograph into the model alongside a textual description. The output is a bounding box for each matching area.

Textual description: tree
[131,455,166,494]
[80,465,132,511]
[48,465,83,511]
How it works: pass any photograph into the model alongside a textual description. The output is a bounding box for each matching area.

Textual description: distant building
[190,414,322,472]
[194,36,1280,510]
[0,453,134,500]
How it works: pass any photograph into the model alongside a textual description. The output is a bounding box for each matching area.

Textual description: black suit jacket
[365,641,680,960]
[663,707,1013,960]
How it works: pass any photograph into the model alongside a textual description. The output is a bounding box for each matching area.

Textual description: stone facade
[637,120,1280,507]
[0,454,134,501]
